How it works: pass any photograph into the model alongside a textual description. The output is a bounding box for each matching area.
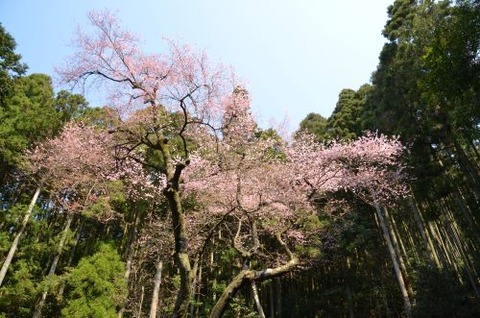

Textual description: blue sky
[1,0,393,130]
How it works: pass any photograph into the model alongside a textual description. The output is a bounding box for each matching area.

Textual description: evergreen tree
[0,23,27,104]
[61,243,127,318]
[326,85,371,140]
[296,112,328,141]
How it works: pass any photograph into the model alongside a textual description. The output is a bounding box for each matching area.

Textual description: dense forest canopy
[1,0,480,317]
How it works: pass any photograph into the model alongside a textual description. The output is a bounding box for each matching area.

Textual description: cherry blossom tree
[0,122,117,289]
[27,122,116,212]
[25,122,119,317]
[58,10,408,317]
[182,97,407,317]
[18,120,160,317]
[57,10,244,317]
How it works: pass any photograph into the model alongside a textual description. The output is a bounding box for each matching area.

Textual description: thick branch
[209,234,298,318]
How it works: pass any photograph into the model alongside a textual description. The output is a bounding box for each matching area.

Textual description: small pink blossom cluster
[289,132,407,203]
[27,122,117,212]
[110,156,165,202]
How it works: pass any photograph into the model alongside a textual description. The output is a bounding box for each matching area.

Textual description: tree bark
[408,196,438,267]
[269,279,275,318]
[58,219,83,299]
[209,234,298,318]
[190,259,202,318]
[33,213,73,318]
[373,201,412,317]
[149,259,163,318]
[119,211,140,318]
[138,286,145,318]
[0,186,41,287]
[251,280,266,318]
[161,143,192,318]
[446,132,480,201]
[166,188,192,318]
[342,256,355,318]
[275,278,282,318]
[445,209,480,297]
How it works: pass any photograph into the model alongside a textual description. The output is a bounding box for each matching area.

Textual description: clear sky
[1,0,393,130]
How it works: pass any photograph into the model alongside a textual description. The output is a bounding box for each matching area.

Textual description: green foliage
[0,26,91,184]
[0,203,29,251]
[82,180,127,219]
[382,0,417,42]
[417,0,480,141]
[76,106,120,129]
[298,84,372,142]
[296,112,328,141]
[54,90,89,123]
[0,259,39,317]
[61,242,127,318]
[326,87,370,140]
[295,245,321,259]
[411,265,480,317]
[1,2,480,316]
[0,23,27,102]
[0,74,63,182]
[255,127,287,160]
[225,294,258,318]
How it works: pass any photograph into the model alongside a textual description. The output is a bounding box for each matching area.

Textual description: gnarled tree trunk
[161,143,192,318]
[209,234,298,318]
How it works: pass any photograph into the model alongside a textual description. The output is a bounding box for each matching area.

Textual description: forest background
[1,0,480,317]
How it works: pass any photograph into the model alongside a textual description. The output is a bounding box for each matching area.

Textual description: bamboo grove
[1,0,480,317]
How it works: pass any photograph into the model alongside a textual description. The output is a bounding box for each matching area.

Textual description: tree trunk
[408,196,439,267]
[58,219,84,299]
[445,209,480,297]
[342,256,355,318]
[384,208,408,266]
[149,259,163,318]
[373,201,412,317]
[138,286,145,318]
[251,281,266,318]
[275,278,282,318]
[0,186,41,287]
[166,188,192,318]
[448,133,480,201]
[190,259,202,318]
[33,213,73,318]
[429,218,450,268]
[119,211,140,318]
[162,152,192,318]
[383,207,414,297]
[209,234,298,318]
[209,268,253,318]
[453,188,480,246]
[269,280,275,318]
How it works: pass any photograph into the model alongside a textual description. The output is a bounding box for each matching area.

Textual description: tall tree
[0,74,63,185]
[58,10,410,317]
[57,10,251,316]
[296,112,328,141]
[357,0,480,314]
[326,85,372,140]
[60,243,127,318]
[0,23,27,103]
